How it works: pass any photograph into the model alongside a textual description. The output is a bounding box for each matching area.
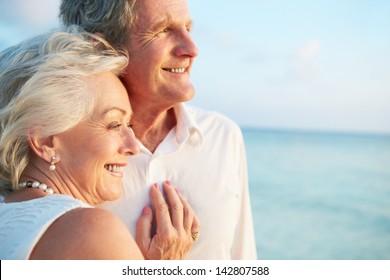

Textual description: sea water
[242,128,390,260]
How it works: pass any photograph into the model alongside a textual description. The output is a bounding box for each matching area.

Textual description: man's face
[123,0,199,110]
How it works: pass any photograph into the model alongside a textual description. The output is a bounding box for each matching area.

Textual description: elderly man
[59,0,257,259]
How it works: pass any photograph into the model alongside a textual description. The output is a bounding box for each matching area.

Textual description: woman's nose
[121,127,140,156]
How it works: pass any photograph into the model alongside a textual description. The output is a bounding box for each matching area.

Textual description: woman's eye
[107,122,122,130]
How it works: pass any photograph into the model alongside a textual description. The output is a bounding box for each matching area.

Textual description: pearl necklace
[18,181,54,195]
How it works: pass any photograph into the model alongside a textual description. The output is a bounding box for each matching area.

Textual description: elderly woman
[0,27,198,259]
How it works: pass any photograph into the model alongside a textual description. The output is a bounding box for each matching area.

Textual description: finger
[135,206,153,255]
[176,189,195,232]
[190,214,201,242]
[191,214,201,234]
[163,181,184,229]
[150,183,172,233]
[177,191,201,240]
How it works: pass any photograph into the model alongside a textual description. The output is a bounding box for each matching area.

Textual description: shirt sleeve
[230,129,258,259]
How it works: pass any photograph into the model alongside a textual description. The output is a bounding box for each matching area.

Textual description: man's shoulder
[185,104,241,132]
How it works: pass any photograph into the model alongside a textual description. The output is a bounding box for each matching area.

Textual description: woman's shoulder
[30,207,143,259]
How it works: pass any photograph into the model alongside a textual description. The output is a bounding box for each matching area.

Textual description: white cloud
[296,40,320,61]
[294,62,320,80]
[0,0,60,27]
[215,29,237,49]
[0,0,60,50]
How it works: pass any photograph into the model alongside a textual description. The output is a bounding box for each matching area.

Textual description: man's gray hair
[59,0,138,49]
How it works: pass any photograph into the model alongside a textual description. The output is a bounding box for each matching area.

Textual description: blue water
[242,128,390,260]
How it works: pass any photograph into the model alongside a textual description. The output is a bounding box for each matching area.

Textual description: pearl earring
[49,156,56,171]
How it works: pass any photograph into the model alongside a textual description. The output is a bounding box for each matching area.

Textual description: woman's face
[54,72,139,205]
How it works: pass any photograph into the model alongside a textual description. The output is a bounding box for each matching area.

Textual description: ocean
[242,128,390,260]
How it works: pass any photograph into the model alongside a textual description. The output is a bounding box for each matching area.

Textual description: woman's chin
[100,186,123,202]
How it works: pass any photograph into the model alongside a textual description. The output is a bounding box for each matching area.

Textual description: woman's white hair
[0,26,128,193]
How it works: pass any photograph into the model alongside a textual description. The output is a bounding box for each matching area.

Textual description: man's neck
[132,107,177,153]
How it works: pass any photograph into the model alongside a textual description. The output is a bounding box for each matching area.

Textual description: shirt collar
[174,104,203,146]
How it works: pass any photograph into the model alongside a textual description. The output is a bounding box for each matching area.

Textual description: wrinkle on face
[121,0,197,115]
[132,29,159,52]
[128,1,194,56]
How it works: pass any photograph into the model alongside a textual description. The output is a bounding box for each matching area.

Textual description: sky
[0,0,389,134]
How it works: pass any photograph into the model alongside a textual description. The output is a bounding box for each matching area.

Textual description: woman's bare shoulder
[30,207,144,260]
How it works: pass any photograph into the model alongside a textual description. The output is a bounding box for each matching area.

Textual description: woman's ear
[28,133,56,163]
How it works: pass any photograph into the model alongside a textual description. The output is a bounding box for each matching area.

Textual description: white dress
[0,194,90,259]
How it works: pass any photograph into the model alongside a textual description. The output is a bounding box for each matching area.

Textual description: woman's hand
[135,181,200,260]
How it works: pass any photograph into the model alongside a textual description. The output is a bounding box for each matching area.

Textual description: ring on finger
[191,231,199,241]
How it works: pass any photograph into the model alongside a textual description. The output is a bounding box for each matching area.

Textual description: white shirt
[100,104,257,259]
[0,195,90,259]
